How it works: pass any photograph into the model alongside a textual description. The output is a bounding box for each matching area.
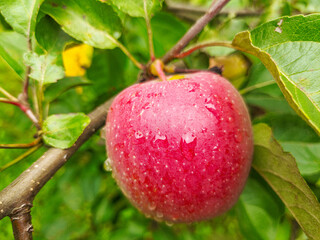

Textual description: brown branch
[0,97,114,226]
[162,0,230,64]
[166,1,261,20]
[10,203,33,240]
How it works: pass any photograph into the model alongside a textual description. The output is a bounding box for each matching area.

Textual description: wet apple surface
[106,71,253,223]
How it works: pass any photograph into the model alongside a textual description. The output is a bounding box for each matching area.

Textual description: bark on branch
[166,1,261,21]
[10,203,33,240]
[0,98,114,224]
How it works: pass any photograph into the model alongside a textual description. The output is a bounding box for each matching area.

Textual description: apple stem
[0,138,42,149]
[154,60,168,81]
[162,0,230,64]
[144,0,155,61]
[0,98,41,130]
[0,144,42,172]
[174,41,235,59]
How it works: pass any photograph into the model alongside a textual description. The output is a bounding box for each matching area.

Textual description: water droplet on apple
[152,134,169,148]
[182,132,196,144]
[133,130,146,144]
[135,131,144,139]
[148,201,157,211]
[235,133,242,143]
[156,211,164,218]
[204,103,216,114]
[187,82,200,92]
[165,221,174,226]
[142,102,152,110]
[204,98,217,115]
[180,132,197,160]
[104,158,112,172]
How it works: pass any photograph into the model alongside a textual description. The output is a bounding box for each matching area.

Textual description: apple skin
[106,71,253,223]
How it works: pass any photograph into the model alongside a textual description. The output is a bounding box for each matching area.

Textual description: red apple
[106,71,253,223]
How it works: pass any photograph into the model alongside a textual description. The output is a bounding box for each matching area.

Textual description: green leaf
[44,77,91,103]
[280,142,320,176]
[232,14,320,135]
[245,93,293,114]
[24,52,64,84]
[236,176,284,240]
[252,123,320,240]
[35,15,74,53]
[0,0,44,36]
[86,48,139,98]
[253,113,319,142]
[41,0,122,49]
[43,113,90,149]
[0,32,27,78]
[245,62,280,97]
[109,0,164,18]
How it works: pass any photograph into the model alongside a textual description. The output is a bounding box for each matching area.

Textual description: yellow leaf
[62,44,93,77]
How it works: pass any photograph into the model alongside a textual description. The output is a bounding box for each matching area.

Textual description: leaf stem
[113,39,144,70]
[0,87,18,101]
[37,81,44,126]
[239,80,276,95]
[153,60,167,81]
[162,0,230,63]
[0,138,42,149]
[21,37,32,103]
[32,78,40,120]
[0,144,42,173]
[144,0,155,61]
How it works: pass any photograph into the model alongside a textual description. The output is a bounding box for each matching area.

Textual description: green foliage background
[0,0,320,239]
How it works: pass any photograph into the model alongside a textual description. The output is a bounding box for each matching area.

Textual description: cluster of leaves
[0,0,320,239]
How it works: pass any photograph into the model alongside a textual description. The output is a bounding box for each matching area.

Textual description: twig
[162,0,230,64]
[0,138,42,149]
[0,97,114,224]
[166,1,261,19]
[0,145,42,173]
[0,87,18,101]
[174,41,234,59]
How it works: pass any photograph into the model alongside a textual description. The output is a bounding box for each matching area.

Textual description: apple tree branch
[0,98,114,239]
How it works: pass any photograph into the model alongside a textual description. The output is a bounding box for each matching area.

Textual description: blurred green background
[1,0,320,239]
